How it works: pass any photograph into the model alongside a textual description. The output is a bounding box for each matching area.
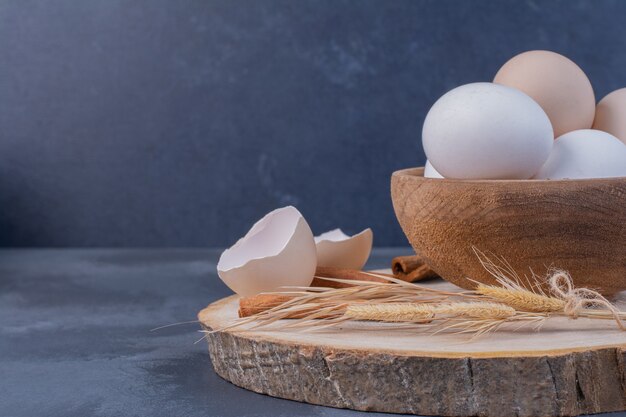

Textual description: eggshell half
[534,129,626,180]
[424,160,444,178]
[217,206,317,296]
[423,82,553,179]
[593,88,626,145]
[314,228,373,270]
[494,50,595,137]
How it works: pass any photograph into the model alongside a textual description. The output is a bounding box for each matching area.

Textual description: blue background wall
[1,0,625,247]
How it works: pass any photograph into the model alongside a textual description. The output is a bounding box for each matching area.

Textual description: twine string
[549,271,625,330]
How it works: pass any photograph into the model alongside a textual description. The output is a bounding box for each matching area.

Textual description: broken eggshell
[314,228,373,270]
[217,206,317,297]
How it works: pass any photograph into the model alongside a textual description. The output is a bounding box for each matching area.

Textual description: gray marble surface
[1,248,624,417]
[0,248,411,417]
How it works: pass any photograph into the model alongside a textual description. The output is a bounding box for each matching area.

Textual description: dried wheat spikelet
[475,284,565,313]
[205,249,626,340]
[346,303,435,322]
[346,301,516,323]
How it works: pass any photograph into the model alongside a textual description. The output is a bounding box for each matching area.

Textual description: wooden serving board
[199,278,626,417]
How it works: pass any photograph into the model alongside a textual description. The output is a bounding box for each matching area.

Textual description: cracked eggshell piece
[217,206,317,297]
[314,228,373,270]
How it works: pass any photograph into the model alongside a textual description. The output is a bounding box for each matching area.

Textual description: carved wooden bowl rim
[393,166,626,184]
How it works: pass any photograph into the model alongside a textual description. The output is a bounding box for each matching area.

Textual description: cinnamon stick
[238,294,296,318]
[311,266,389,288]
[391,255,439,282]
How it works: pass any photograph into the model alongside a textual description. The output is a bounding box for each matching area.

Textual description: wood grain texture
[391,167,626,295]
[199,279,626,417]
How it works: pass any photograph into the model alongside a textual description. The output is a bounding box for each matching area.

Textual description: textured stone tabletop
[1,248,420,417]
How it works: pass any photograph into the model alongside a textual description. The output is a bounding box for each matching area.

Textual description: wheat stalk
[346,301,516,322]
[472,248,626,327]
[475,284,565,312]
[346,303,435,322]
[435,302,516,319]
[206,250,626,338]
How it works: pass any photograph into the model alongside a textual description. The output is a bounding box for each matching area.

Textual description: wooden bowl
[391,167,626,295]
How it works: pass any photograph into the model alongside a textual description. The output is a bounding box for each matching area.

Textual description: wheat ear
[345,303,435,322]
[345,301,516,323]
[476,284,565,313]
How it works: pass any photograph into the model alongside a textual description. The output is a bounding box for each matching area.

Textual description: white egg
[423,82,554,179]
[217,206,317,297]
[534,129,626,179]
[424,160,444,178]
[314,228,373,270]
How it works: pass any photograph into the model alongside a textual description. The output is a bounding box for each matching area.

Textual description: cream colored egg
[424,160,444,178]
[593,88,626,145]
[314,228,372,270]
[494,50,595,137]
[423,82,553,179]
[217,206,317,296]
[534,129,626,179]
